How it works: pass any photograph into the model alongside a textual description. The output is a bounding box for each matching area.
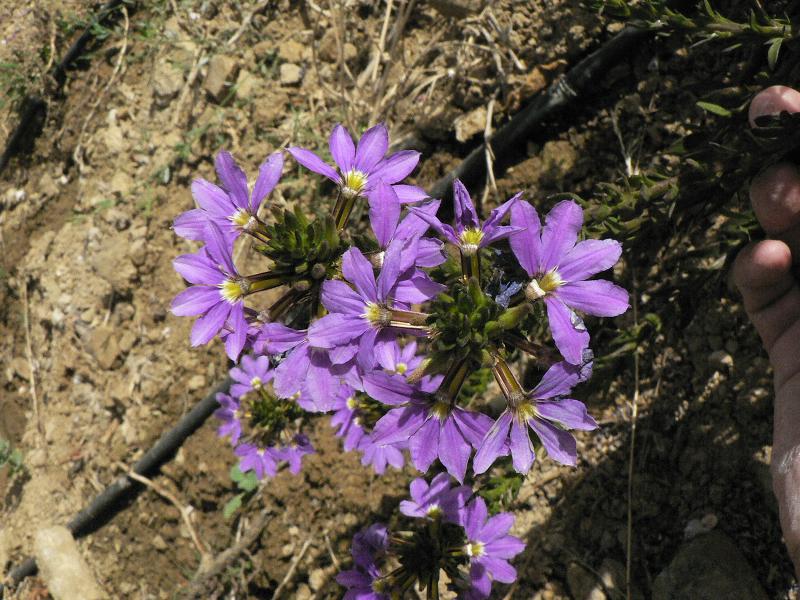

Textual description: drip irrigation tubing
[0,378,231,593]
[428,26,651,200]
[0,0,131,176]
[0,24,653,595]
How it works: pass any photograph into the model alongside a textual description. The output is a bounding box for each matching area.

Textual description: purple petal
[484,535,526,559]
[173,253,222,285]
[204,221,237,275]
[342,247,378,302]
[330,339,360,365]
[372,406,427,445]
[321,279,364,314]
[406,205,459,245]
[464,496,489,540]
[259,323,306,353]
[224,304,247,360]
[273,345,311,397]
[171,286,221,316]
[479,513,515,543]
[363,371,416,406]
[536,399,598,431]
[409,417,439,473]
[452,408,493,448]
[307,352,341,405]
[393,184,429,203]
[190,301,230,346]
[377,239,406,302]
[414,237,447,267]
[473,411,512,475]
[509,201,543,276]
[215,151,249,210]
[531,360,584,399]
[371,150,420,184]
[251,151,283,212]
[393,271,447,304]
[540,200,583,272]
[370,180,401,248]
[480,224,525,248]
[439,416,469,482]
[329,124,355,173]
[192,179,232,216]
[358,327,379,369]
[354,124,389,173]
[173,209,208,240]
[308,313,369,348]
[481,192,521,236]
[509,420,535,474]
[396,199,441,240]
[287,146,339,183]
[453,179,479,232]
[478,556,517,584]
[529,419,577,466]
[557,280,629,317]
[544,296,590,365]
[558,238,622,281]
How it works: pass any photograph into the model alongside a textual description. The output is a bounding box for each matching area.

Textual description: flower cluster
[171,122,628,593]
[337,474,525,599]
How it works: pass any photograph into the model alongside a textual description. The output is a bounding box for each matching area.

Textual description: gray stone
[309,567,326,591]
[34,526,106,600]
[566,561,606,600]
[86,325,121,370]
[652,531,768,600]
[152,59,184,107]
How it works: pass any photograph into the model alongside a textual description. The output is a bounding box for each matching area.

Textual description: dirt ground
[0,0,798,598]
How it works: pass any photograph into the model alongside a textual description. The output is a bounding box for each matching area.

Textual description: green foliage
[223,465,260,519]
[0,439,24,476]
[477,470,524,513]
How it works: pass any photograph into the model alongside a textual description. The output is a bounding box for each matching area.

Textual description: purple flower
[230,354,272,398]
[330,390,367,451]
[375,339,423,377]
[214,392,242,445]
[473,361,598,474]
[408,180,521,258]
[459,496,525,598]
[171,222,249,359]
[308,241,442,368]
[173,151,282,243]
[337,523,391,600]
[366,372,493,482]
[509,199,629,364]
[399,473,470,523]
[273,434,314,474]
[357,434,406,475]
[288,123,426,204]
[235,443,280,479]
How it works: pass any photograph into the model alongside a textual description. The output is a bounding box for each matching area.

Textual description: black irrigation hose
[0,0,130,176]
[0,378,231,593]
[0,23,654,597]
[429,26,652,200]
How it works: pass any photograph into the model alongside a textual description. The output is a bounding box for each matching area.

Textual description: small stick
[323,531,340,570]
[625,271,640,600]
[171,46,205,128]
[480,97,498,209]
[118,463,210,562]
[226,0,271,47]
[271,536,313,600]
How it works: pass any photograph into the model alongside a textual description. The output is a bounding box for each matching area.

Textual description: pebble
[308,567,326,591]
[152,534,168,551]
[34,526,106,600]
[454,106,487,143]
[279,63,303,86]
[295,583,312,600]
[566,561,606,600]
[708,350,733,370]
[187,374,206,391]
[152,59,184,107]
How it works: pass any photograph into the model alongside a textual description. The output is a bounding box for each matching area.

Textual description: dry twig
[271,536,313,600]
[20,274,45,449]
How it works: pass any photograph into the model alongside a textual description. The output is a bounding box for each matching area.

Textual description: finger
[750,163,800,262]
[748,85,800,127]
[733,240,800,358]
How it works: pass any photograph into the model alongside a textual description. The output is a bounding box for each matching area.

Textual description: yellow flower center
[346,396,358,410]
[431,398,451,420]
[251,377,262,390]
[364,302,392,327]
[230,209,252,228]
[459,228,484,256]
[426,504,442,518]
[341,169,368,199]
[219,278,249,303]
[525,268,564,300]
[465,542,485,557]
[395,362,408,375]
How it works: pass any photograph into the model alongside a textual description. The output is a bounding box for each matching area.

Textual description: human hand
[734,85,800,577]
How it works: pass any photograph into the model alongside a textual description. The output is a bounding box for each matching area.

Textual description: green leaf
[223,494,243,519]
[238,470,259,492]
[696,101,732,117]
[767,37,782,70]
[230,464,245,483]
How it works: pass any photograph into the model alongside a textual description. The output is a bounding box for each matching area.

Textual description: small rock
[566,561,606,600]
[152,59,184,107]
[281,542,295,557]
[110,171,134,196]
[129,238,147,267]
[652,531,768,600]
[87,326,121,370]
[118,330,137,354]
[454,106,487,143]
[34,526,106,600]
[708,350,733,370]
[295,583,312,600]
[309,567,326,591]
[540,140,578,185]
[188,374,206,391]
[279,63,303,86]
[428,0,486,17]
[204,54,239,103]
[152,535,168,551]
[278,39,306,63]
[236,69,258,99]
